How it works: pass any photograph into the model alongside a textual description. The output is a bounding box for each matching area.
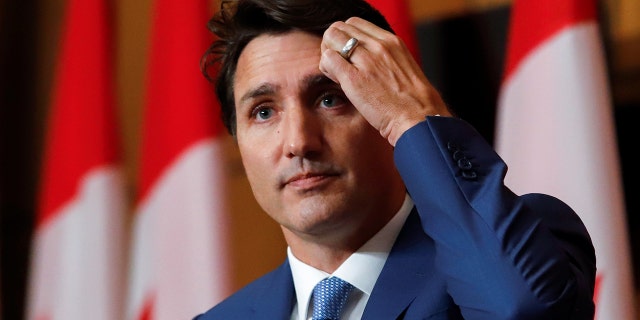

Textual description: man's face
[233,31,405,243]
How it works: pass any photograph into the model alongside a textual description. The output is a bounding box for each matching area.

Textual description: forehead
[234,31,323,100]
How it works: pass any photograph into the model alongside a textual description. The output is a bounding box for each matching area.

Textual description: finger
[340,18,423,80]
[321,22,360,54]
[343,17,415,60]
[344,17,394,42]
[322,22,373,65]
[319,46,356,84]
[324,17,391,50]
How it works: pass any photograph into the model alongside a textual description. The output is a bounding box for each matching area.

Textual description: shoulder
[194,261,294,320]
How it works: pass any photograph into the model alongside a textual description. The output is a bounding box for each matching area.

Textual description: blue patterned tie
[311,277,355,320]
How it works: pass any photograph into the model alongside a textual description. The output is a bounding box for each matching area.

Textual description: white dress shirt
[288,194,414,320]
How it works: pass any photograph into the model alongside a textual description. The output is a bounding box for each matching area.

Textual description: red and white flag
[26,0,125,318]
[125,0,230,319]
[495,0,636,318]
[366,0,420,63]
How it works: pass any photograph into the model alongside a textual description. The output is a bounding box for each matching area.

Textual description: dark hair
[201,0,393,135]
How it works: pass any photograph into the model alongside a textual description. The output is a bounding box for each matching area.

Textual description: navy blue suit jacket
[195,117,596,319]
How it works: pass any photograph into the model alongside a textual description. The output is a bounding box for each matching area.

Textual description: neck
[284,192,406,273]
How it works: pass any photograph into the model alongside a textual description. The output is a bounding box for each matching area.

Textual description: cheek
[237,134,278,194]
[238,143,266,180]
[239,150,276,214]
[335,117,387,150]
[338,121,395,169]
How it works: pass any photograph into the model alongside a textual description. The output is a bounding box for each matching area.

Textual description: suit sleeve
[394,116,596,319]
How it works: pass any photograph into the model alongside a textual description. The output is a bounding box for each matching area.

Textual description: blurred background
[1,0,639,319]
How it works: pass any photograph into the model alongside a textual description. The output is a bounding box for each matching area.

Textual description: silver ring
[339,37,359,61]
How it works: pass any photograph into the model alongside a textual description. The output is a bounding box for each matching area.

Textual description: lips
[282,171,339,190]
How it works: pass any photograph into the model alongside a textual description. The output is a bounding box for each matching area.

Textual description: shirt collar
[288,194,414,320]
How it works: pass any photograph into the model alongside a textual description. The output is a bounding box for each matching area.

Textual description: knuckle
[388,35,403,47]
[323,25,342,41]
[345,16,360,24]
[368,40,386,54]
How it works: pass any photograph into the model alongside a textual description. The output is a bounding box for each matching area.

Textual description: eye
[252,106,275,121]
[319,92,346,109]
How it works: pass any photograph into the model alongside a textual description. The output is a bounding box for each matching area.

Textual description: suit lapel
[249,260,296,319]
[362,208,434,320]
[247,209,435,320]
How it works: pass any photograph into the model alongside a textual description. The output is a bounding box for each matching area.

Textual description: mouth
[282,172,339,190]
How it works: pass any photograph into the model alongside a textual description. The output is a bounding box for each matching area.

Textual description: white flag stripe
[27,167,125,320]
[128,139,230,319]
[498,23,620,200]
[496,22,636,319]
[126,188,154,320]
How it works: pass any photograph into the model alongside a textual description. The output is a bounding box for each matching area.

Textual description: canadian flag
[125,0,230,319]
[25,0,126,318]
[495,0,637,319]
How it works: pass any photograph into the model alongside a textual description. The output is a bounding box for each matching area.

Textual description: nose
[281,105,323,159]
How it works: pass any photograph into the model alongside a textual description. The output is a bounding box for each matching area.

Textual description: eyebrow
[238,73,337,105]
[302,74,336,90]
[238,83,278,105]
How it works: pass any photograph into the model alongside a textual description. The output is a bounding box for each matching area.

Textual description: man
[196,0,596,319]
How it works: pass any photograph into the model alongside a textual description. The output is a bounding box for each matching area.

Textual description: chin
[297,200,352,228]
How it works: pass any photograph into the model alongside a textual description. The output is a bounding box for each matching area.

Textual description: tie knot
[311,277,355,320]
